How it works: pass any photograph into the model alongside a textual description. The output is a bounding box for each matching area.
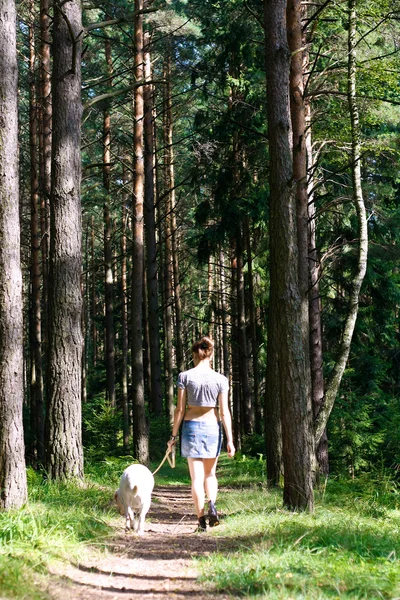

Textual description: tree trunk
[314,0,368,445]
[29,0,45,466]
[264,0,314,510]
[103,35,116,409]
[143,30,163,416]
[207,256,215,341]
[264,331,283,486]
[231,256,241,450]
[132,0,149,464]
[103,195,116,407]
[81,241,87,405]
[143,265,152,401]
[287,0,309,311]
[244,217,262,435]
[165,53,184,373]
[236,232,254,435]
[219,248,230,381]
[0,0,28,509]
[90,215,98,367]
[288,0,325,476]
[45,0,84,480]
[163,56,176,424]
[39,0,51,359]
[121,163,130,452]
[306,98,328,474]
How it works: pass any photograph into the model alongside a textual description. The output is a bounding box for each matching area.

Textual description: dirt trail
[47,485,234,600]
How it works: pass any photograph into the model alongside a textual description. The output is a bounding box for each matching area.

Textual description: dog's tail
[132,485,138,496]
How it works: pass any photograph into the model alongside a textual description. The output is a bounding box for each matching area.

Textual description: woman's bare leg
[187,458,206,517]
[203,457,218,503]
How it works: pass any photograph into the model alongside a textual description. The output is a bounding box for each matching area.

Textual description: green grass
[197,456,400,599]
[0,454,189,600]
[1,455,399,600]
[0,462,121,600]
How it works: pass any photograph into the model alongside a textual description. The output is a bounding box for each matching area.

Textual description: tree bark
[306,98,328,473]
[39,0,51,357]
[231,256,241,450]
[219,248,230,382]
[0,0,28,509]
[103,191,116,407]
[264,0,314,510]
[244,217,262,435]
[163,56,176,425]
[143,30,163,416]
[314,0,368,445]
[29,0,45,466]
[287,0,309,308]
[45,0,84,480]
[81,239,87,406]
[264,329,283,486]
[236,232,254,435]
[164,52,184,374]
[103,34,116,410]
[287,0,325,475]
[90,215,98,367]
[132,0,149,464]
[207,256,215,342]
[121,163,130,452]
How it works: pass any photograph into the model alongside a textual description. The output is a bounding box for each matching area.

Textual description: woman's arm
[167,387,186,449]
[219,391,235,458]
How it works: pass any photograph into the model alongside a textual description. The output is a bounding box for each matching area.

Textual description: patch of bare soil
[47,485,235,600]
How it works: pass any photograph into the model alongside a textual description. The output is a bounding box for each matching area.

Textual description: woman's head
[191,336,214,361]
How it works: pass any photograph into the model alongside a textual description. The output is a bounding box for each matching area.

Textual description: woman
[167,336,235,532]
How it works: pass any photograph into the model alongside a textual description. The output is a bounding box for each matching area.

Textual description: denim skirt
[181,420,222,459]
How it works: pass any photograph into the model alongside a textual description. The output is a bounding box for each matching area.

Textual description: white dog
[114,464,154,535]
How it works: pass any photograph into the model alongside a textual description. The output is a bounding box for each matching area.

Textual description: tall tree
[219,248,230,382]
[303,22,327,472]
[121,162,130,452]
[132,0,149,464]
[90,215,98,367]
[162,53,176,424]
[39,0,52,356]
[306,96,328,473]
[0,0,28,508]
[143,29,163,416]
[164,51,184,374]
[236,232,254,435]
[314,0,368,445]
[244,217,262,435]
[103,33,116,409]
[287,0,328,475]
[264,0,315,510]
[45,0,84,479]
[29,0,45,465]
[230,255,242,449]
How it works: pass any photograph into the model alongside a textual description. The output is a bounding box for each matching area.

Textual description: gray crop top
[177,368,229,407]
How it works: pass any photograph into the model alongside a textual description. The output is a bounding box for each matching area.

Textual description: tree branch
[307,89,400,105]
[85,8,158,33]
[302,0,332,29]
[244,0,265,29]
[83,79,165,110]
[54,1,83,74]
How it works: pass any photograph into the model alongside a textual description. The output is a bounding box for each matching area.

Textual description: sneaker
[208,500,220,527]
[195,516,207,532]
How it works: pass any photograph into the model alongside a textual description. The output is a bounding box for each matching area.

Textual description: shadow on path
[47,484,235,600]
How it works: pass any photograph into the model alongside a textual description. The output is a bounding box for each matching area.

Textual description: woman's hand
[227,440,235,458]
[167,438,176,452]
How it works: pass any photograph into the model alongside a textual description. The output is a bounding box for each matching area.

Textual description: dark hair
[191,336,214,360]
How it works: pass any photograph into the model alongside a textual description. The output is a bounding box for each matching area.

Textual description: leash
[152,446,176,476]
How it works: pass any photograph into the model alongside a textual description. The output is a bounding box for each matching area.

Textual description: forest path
[47,484,234,600]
